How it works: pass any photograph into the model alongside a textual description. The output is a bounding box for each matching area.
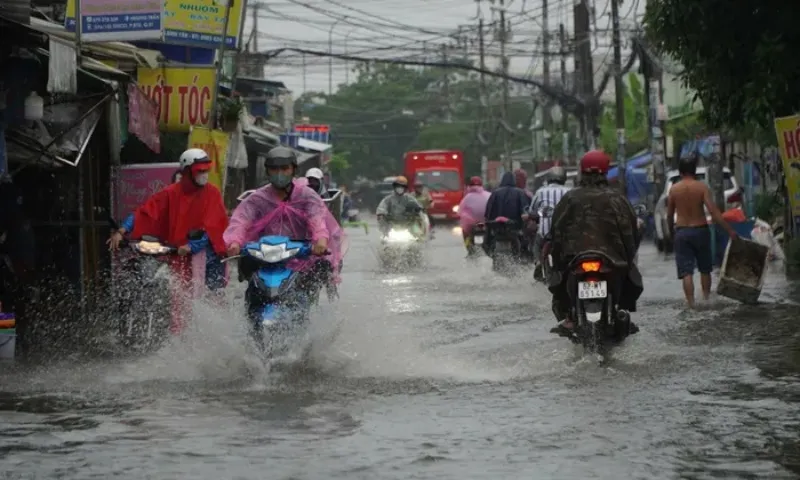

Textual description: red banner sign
[127,83,161,153]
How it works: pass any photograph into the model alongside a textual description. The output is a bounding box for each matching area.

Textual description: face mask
[394,187,406,195]
[194,172,209,186]
[270,173,293,189]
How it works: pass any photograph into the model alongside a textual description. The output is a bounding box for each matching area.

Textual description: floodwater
[1,220,799,479]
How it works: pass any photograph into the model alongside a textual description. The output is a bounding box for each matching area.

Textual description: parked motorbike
[483,217,531,274]
[235,235,333,360]
[379,204,426,270]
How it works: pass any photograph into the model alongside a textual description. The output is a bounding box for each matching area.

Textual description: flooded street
[1,221,799,479]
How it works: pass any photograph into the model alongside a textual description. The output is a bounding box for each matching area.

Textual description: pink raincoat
[458,185,491,234]
[223,178,348,280]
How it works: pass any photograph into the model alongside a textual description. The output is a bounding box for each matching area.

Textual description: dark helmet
[548,166,567,184]
[264,146,298,169]
[678,153,699,175]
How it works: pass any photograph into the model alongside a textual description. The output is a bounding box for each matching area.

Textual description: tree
[644,0,800,130]
[297,62,537,182]
[598,73,649,154]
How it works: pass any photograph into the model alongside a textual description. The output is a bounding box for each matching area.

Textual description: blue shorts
[673,226,712,279]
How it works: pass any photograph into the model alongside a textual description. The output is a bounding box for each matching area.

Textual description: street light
[328,19,342,96]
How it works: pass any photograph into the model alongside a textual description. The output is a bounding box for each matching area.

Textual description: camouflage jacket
[549,181,639,268]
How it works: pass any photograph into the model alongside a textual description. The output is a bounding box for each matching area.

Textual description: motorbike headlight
[452,205,459,213]
[386,229,415,243]
[247,244,300,263]
[135,241,171,255]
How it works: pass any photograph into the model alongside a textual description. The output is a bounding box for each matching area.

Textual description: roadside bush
[754,192,783,222]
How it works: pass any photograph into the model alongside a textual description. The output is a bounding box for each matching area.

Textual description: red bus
[404,150,464,221]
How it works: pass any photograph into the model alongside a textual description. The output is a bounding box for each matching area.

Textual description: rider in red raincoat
[107,148,229,334]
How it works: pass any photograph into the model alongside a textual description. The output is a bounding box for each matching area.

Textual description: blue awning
[607,150,652,180]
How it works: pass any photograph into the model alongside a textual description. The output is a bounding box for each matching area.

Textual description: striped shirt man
[530,183,571,237]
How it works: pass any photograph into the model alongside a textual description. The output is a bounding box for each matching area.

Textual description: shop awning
[5,94,111,169]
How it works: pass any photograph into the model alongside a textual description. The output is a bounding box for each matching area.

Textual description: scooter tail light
[580,261,601,272]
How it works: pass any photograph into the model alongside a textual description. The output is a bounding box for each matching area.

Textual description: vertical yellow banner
[187,127,230,192]
[774,115,800,216]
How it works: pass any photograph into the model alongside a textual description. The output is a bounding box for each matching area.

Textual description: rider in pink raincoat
[458,176,491,241]
[223,147,347,283]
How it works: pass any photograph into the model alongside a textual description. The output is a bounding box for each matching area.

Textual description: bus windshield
[414,170,461,191]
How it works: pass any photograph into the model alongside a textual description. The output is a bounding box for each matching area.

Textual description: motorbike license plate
[578,280,607,299]
[474,234,484,245]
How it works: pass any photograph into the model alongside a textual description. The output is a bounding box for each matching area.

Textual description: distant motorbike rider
[547,150,642,336]
[484,171,532,250]
[458,176,491,249]
[514,168,533,198]
[107,148,230,333]
[412,181,433,210]
[305,168,331,199]
[376,176,425,236]
[531,166,571,277]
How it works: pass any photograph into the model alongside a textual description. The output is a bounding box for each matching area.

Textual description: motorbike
[379,204,426,270]
[465,222,487,258]
[549,250,635,359]
[483,217,530,274]
[532,205,554,282]
[236,235,333,359]
[114,229,205,352]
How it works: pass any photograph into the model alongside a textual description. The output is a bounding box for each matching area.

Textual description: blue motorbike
[237,235,333,358]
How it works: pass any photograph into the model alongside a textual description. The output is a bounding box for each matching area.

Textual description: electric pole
[559,23,569,163]
[611,0,627,193]
[498,0,512,170]
[441,43,451,123]
[478,16,489,184]
[542,0,551,163]
[573,0,596,151]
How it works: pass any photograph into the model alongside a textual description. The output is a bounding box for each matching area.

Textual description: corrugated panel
[0,0,31,24]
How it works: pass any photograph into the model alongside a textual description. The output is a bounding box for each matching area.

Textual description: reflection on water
[0,233,798,479]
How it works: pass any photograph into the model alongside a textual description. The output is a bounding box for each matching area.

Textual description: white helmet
[305,168,324,180]
[179,148,211,170]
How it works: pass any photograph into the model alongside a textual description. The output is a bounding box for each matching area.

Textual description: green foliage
[753,192,783,222]
[599,73,649,154]
[644,0,800,131]
[328,151,351,176]
[297,62,538,182]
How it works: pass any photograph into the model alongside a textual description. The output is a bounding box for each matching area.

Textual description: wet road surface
[1,220,799,479]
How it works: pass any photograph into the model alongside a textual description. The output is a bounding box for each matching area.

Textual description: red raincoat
[129,176,228,333]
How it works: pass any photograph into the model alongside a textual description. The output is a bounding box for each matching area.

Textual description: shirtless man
[667,155,737,308]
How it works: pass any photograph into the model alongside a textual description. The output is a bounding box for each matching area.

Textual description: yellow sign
[162,0,245,48]
[774,114,800,216]
[188,127,230,192]
[137,66,216,132]
[65,0,245,48]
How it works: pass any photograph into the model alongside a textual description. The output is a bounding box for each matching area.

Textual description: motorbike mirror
[187,229,205,241]
[633,204,647,216]
[140,235,159,242]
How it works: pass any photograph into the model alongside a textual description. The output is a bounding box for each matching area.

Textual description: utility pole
[302,53,307,93]
[498,0,512,170]
[573,0,596,152]
[441,43,451,123]
[559,23,569,163]
[611,0,627,193]
[478,15,489,184]
[542,0,551,164]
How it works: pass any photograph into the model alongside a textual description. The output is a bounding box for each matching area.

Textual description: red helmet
[469,176,483,186]
[580,150,611,174]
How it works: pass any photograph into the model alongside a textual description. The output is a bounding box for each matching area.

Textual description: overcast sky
[240,0,646,95]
